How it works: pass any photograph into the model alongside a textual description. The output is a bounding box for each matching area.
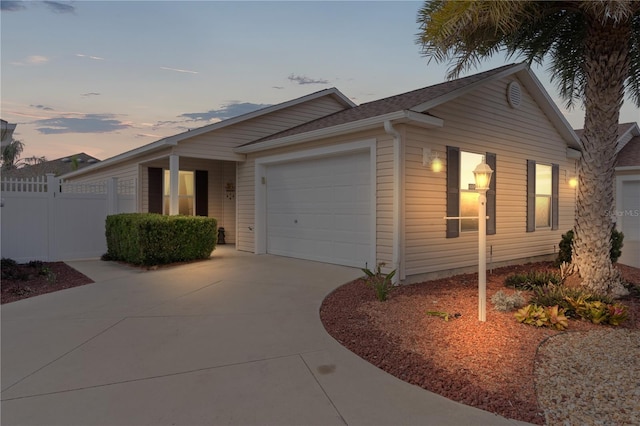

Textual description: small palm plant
[362,262,396,302]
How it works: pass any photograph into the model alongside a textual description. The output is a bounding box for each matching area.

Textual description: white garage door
[266,151,372,268]
[618,180,640,268]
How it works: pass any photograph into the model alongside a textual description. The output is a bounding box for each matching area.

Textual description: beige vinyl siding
[375,133,395,267]
[236,158,255,252]
[403,76,577,278]
[174,96,349,160]
[63,160,138,185]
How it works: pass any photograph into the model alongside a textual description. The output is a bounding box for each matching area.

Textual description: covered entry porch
[140,154,238,245]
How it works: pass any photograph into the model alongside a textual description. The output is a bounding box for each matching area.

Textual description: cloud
[42,1,75,14]
[34,114,130,134]
[28,55,49,64]
[76,53,105,61]
[81,92,101,97]
[272,86,285,90]
[288,74,329,85]
[30,104,54,111]
[1,1,26,11]
[179,102,272,122]
[160,66,199,74]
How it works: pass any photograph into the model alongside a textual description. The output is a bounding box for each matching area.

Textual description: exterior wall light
[569,177,578,188]
[472,158,494,322]
[423,147,443,172]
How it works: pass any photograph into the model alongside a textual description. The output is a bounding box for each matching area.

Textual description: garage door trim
[254,139,376,267]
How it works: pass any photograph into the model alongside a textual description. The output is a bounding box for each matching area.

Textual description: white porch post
[169,154,179,215]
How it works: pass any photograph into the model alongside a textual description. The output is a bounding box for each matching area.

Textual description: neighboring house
[574,123,639,268]
[615,123,640,268]
[63,63,582,283]
[2,153,100,178]
[1,119,17,149]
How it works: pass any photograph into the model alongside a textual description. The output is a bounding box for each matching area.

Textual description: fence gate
[1,174,136,262]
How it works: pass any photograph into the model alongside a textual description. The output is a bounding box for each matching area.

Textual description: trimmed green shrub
[105,213,217,266]
[556,228,624,266]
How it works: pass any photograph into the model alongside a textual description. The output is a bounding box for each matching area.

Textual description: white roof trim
[413,63,580,150]
[62,88,354,179]
[411,63,529,112]
[616,122,640,153]
[234,111,443,154]
[616,166,640,172]
[516,67,581,150]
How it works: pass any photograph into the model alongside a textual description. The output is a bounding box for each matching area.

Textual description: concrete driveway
[1,246,531,425]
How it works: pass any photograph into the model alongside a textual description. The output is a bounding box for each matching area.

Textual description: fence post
[107,177,118,215]
[46,174,59,261]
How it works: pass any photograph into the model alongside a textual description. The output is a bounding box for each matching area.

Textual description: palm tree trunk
[572,14,630,297]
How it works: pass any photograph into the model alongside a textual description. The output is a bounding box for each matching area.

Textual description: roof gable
[237,63,580,153]
[63,88,355,178]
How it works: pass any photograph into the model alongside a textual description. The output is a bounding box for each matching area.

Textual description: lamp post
[473,159,493,322]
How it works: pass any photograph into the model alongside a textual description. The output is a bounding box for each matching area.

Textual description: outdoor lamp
[473,158,493,322]
[431,153,444,173]
[423,148,444,172]
[473,161,493,191]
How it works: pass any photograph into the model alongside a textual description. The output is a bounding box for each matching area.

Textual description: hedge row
[105,213,217,265]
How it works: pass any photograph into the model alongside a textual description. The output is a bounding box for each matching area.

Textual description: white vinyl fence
[1,174,137,262]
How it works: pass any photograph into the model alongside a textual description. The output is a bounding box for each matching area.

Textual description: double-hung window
[527,160,559,231]
[446,146,496,238]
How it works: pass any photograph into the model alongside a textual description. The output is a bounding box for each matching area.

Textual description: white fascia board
[567,147,582,159]
[621,122,640,139]
[165,88,356,144]
[61,139,177,179]
[404,110,444,128]
[616,166,640,172]
[63,88,354,179]
[411,63,528,113]
[234,110,443,154]
[235,111,408,154]
[516,68,582,150]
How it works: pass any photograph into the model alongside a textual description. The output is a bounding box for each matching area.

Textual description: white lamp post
[473,159,493,322]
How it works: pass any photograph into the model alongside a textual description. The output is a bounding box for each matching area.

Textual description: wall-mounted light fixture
[563,169,578,188]
[423,147,443,172]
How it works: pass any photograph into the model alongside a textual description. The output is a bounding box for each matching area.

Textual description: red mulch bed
[320,262,640,425]
[1,261,94,304]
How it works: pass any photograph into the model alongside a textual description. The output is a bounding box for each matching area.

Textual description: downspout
[383,120,403,283]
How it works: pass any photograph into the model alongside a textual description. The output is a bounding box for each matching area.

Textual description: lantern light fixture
[423,148,443,172]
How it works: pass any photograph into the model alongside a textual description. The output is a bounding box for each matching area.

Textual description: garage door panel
[266,151,372,268]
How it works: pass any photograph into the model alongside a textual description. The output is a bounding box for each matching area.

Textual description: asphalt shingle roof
[242,64,520,146]
[616,136,640,167]
[1,153,100,178]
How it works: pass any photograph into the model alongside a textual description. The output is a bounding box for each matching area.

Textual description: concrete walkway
[1,246,532,425]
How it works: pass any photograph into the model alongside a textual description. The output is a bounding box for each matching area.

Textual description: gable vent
[507,81,522,109]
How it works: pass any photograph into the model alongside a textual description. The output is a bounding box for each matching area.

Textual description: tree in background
[1,139,25,170]
[1,139,47,171]
[417,0,639,297]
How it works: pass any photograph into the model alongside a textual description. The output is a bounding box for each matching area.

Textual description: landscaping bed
[320,262,640,425]
[1,261,94,304]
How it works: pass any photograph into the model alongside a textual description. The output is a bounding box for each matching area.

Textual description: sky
[1,0,638,162]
